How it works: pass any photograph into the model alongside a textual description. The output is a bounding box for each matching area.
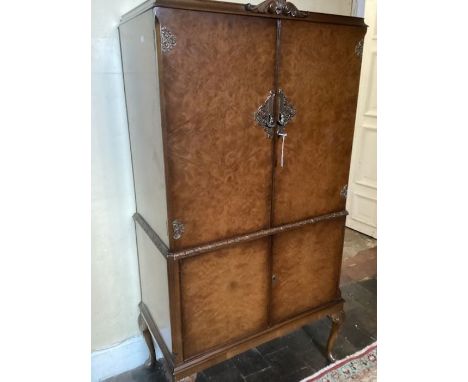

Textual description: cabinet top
[120,0,366,27]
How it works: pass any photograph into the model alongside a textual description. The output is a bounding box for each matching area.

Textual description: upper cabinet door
[155,8,276,250]
[272,20,366,226]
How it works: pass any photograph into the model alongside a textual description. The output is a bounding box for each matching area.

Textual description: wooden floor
[106,229,377,382]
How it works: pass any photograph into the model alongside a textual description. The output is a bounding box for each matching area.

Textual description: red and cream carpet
[300,343,377,382]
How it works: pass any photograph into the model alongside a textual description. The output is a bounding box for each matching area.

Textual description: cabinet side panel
[180,239,269,358]
[273,21,366,225]
[120,10,169,245]
[271,218,346,323]
[135,225,172,351]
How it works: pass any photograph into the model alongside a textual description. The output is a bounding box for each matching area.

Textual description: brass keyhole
[272,274,277,284]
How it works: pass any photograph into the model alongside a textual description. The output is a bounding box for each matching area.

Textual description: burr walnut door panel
[155,8,276,250]
[272,21,367,226]
[180,239,269,358]
[271,217,346,324]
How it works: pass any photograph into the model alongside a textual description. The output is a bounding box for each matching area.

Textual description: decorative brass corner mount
[161,26,176,53]
[355,39,364,57]
[172,220,184,240]
[245,0,307,18]
[340,185,348,200]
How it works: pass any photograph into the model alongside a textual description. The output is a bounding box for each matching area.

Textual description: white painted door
[346,0,377,238]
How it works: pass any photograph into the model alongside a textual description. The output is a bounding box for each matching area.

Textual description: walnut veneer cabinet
[119,0,366,380]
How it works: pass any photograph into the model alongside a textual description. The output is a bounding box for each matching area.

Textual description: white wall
[91,0,143,351]
[91,0,357,353]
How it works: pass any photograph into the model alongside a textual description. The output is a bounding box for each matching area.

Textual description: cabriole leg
[138,312,157,368]
[326,310,345,363]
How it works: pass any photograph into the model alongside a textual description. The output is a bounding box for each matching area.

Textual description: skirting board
[91,335,163,382]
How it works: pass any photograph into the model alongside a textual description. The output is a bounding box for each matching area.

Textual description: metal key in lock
[277,114,287,168]
[278,131,287,168]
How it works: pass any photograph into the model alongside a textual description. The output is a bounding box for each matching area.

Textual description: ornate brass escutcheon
[254,91,276,138]
[254,89,296,139]
[277,89,296,136]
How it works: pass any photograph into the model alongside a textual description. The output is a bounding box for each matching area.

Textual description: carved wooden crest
[246,0,307,18]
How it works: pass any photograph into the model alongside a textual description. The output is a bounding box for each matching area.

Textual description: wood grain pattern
[271,218,346,323]
[180,239,269,358]
[156,8,276,250]
[272,21,366,225]
[174,300,343,380]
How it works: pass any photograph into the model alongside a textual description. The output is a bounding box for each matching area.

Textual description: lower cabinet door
[180,238,269,358]
[271,218,346,324]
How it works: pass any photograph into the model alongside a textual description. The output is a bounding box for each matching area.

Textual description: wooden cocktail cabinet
[119,0,366,380]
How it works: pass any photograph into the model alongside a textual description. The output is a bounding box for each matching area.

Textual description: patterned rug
[300,343,377,382]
